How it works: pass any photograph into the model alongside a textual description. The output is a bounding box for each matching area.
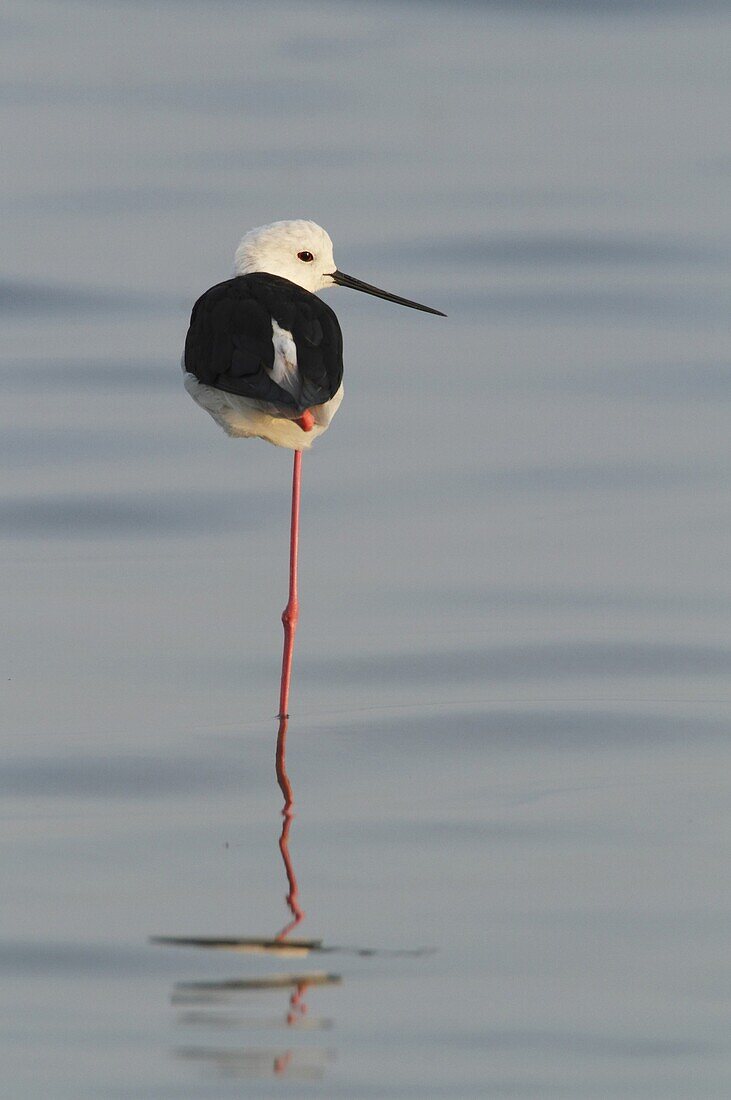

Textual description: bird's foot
[295,410,314,432]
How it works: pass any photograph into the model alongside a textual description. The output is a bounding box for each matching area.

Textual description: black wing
[183,272,343,411]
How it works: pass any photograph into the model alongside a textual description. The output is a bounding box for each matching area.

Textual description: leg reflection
[275,713,304,941]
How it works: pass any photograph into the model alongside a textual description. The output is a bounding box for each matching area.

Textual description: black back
[184,272,344,411]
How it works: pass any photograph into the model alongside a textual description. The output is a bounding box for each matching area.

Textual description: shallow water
[2,1,731,1096]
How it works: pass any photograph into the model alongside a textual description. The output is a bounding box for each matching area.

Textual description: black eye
[297,250,314,262]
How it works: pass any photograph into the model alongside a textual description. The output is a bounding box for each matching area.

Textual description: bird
[182,219,444,744]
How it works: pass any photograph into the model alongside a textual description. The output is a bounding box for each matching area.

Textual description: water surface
[2,1,730,1096]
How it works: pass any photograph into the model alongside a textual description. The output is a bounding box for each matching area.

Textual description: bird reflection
[176,1040,333,1081]
[275,712,304,941]
[157,712,340,1081]
[285,977,308,1026]
[153,712,430,1082]
[271,710,315,1031]
[173,971,338,1079]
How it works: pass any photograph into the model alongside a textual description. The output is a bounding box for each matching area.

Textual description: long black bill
[330,270,446,316]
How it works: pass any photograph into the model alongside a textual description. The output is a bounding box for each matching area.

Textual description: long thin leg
[275,449,304,939]
[278,449,302,723]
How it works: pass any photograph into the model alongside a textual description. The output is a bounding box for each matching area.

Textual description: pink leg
[275,448,304,940]
[278,449,302,723]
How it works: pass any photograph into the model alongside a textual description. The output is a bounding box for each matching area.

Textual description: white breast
[269,319,300,401]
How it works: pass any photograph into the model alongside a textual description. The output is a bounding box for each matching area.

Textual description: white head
[234,218,446,315]
[234,219,336,294]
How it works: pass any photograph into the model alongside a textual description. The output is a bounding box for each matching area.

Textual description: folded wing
[184,272,343,413]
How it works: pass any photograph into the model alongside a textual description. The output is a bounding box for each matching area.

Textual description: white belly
[183,370,344,450]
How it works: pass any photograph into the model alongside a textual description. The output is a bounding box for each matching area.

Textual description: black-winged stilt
[183,219,444,823]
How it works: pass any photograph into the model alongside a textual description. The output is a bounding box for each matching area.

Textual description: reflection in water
[153,707,432,1083]
[163,968,339,1076]
[176,1045,332,1081]
[173,972,339,1079]
[155,708,342,1081]
[273,709,315,1035]
[173,974,338,1000]
[152,935,320,956]
[275,712,303,941]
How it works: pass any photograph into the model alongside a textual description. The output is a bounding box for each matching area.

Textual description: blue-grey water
[2,1,731,1096]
